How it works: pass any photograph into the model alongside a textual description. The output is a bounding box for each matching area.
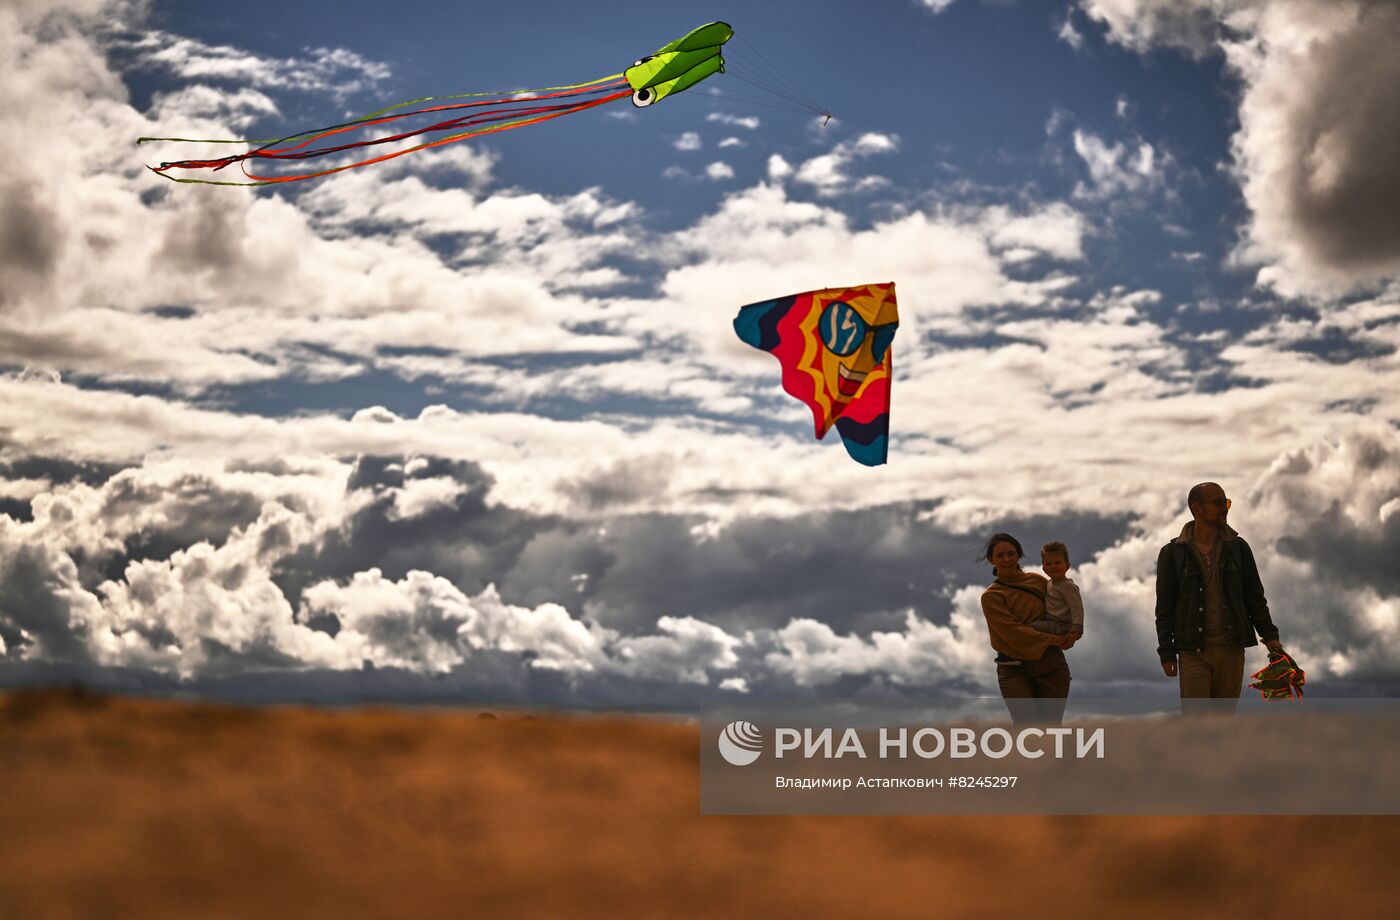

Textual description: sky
[1,0,1398,706]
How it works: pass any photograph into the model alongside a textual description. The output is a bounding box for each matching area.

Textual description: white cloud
[718,137,745,148]
[302,572,601,674]
[123,31,390,98]
[790,132,899,196]
[705,161,735,181]
[608,615,745,684]
[389,475,466,520]
[300,571,747,683]
[91,506,336,676]
[5,0,118,22]
[915,0,959,13]
[148,85,279,131]
[706,112,760,130]
[852,134,897,155]
[765,608,991,688]
[17,365,61,384]
[650,186,1085,349]
[673,131,702,151]
[1058,15,1087,49]
[979,203,1087,261]
[1077,0,1223,56]
[1071,128,1162,199]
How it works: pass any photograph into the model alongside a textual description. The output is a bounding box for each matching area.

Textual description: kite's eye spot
[819,301,870,357]
[632,88,655,108]
[633,55,653,67]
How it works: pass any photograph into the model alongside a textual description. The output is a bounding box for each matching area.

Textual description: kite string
[723,57,821,113]
[718,75,825,115]
[696,91,815,117]
[734,35,828,114]
[725,36,829,117]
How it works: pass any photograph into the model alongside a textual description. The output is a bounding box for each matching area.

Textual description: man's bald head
[1187,482,1222,510]
[1187,482,1231,524]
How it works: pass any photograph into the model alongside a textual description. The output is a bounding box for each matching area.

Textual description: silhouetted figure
[979,533,1076,725]
[1155,482,1285,714]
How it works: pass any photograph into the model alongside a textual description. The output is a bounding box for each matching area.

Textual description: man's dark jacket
[1154,521,1280,663]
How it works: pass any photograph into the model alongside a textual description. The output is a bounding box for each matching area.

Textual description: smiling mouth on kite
[837,363,867,396]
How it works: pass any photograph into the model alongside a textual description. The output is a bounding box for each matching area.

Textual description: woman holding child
[979,533,1082,724]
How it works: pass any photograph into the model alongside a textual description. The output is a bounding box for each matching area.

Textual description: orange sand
[1,688,1396,919]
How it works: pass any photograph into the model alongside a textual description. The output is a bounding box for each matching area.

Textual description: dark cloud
[1284,328,1395,365]
[1273,1,1400,274]
[87,472,267,587]
[106,472,264,536]
[561,456,676,511]
[0,543,92,662]
[513,507,1132,634]
[185,636,312,680]
[0,180,64,310]
[0,453,124,488]
[1,456,279,588]
[1260,429,1400,601]
[0,498,31,521]
[1275,501,1400,603]
[0,655,989,709]
[156,192,247,274]
[0,326,115,369]
[278,455,1131,635]
[149,305,196,319]
[495,526,616,611]
[273,455,548,608]
[1234,427,1400,688]
[225,458,310,476]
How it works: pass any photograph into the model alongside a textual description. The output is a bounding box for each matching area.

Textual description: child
[1030,541,1084,638]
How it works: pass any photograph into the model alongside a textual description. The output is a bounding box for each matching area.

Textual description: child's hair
[1041,541,1070,565]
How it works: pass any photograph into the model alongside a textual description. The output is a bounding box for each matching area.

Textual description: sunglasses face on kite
[819,301,899,360]
[820,301,868,356]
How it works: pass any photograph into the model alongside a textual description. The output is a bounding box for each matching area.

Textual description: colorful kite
[1248,649,1306,701]
[627,21,732,107]
[734,283,899,466]
[139,22,733,187]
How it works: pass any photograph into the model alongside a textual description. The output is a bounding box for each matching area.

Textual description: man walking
[1155,482,1284,712]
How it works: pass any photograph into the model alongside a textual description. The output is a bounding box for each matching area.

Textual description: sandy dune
[2,688,1397,919]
